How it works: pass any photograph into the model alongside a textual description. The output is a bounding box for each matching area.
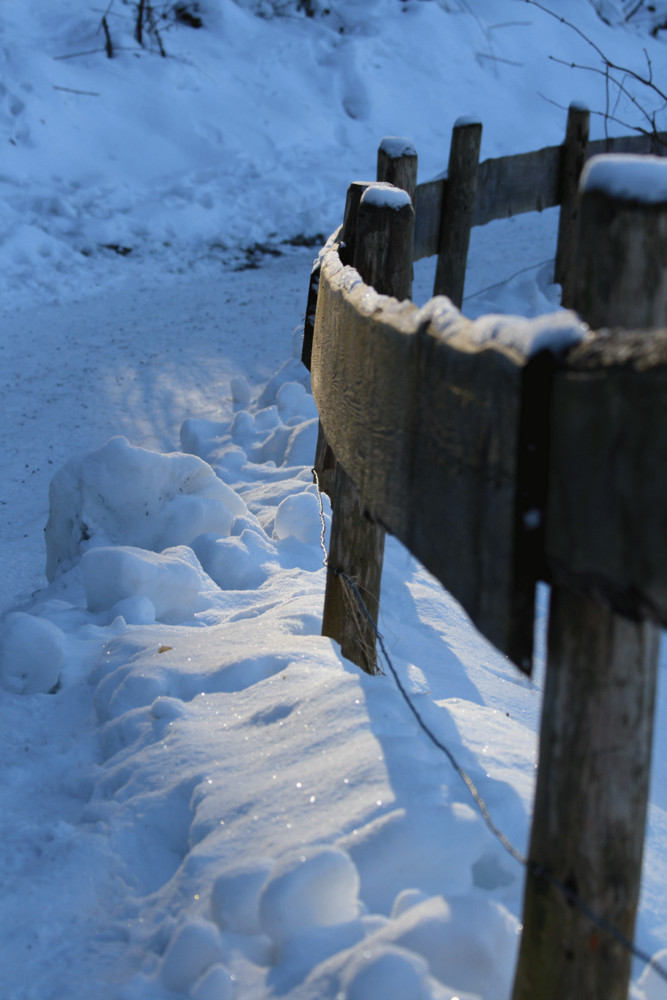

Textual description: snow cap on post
[581,153,667,205]
[355,182,415,300]
[360,182,412,211]
[378,136,417,160]
[454,114,482,128]
[377,138,418,201]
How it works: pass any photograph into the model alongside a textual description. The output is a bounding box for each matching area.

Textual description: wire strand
[312,468,667,984]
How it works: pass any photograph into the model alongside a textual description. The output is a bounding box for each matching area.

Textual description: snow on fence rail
[301,108,667,1000]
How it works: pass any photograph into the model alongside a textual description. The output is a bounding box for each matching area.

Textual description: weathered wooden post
[513,155,667,1000]
[376,137,418,202]
[321,183,415,673]
[433,117,482,307]
[303,179,376,373]
[554,102,590,307]
[573,155,667,328]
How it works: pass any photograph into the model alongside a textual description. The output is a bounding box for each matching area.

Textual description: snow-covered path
[2,1,667,997]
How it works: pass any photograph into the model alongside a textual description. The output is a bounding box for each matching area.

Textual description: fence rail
[413,126,667,254]
[302,105,667,1000]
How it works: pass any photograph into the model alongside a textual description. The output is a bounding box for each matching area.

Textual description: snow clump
[259,847,361,949]
[45,436,246,579]
[81,544,208,622]
[0,612,66,694]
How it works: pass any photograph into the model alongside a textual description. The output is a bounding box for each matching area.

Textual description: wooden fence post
[554,102,590,307]
[573,155,667,329]
[340,180,375,266]
[321,184,415,673]
[376,137,418,202]
[512,156,666,1000]
[433,117,482,307]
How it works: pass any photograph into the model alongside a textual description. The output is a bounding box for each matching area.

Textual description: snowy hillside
[1,1,666,998]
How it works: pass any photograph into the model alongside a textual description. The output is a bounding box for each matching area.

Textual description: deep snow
[1,1,667,998]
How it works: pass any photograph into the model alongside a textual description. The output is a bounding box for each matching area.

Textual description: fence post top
[378,136,417,159]
[580,153,667,205]
[453,115,482,130]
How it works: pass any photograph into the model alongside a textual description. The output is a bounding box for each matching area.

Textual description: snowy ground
[1,1,667,998]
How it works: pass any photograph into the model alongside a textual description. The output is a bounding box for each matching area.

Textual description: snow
[454,115,483,128]
[378,136,417,159]
[361,182,413,210]
[421,298,589,357]
[1,1,667,999]
[581,153,667,204]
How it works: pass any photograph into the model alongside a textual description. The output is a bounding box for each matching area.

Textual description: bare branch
[53,85,101,96]
[548,54,659,132]
[102,15,113,57]
[516,0,667,108]
[54,48,108,60]
[538,88,667,145]
[625,0,646,21]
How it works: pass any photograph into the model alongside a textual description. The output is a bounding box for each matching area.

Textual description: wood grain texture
[587,129,667,158]
[322,460,386,674]
[473,144,561,225]
[554,104,590,305]
[545,330,667,622]
[572,184,667,330]
[434,120,482,306]
[547,165,667,615]
[413,175,445,260]
[301,225,341,372]
[513,586,659,1000]
[341,182,375,266]
[320,188,414,673]
[514,159,665,1000]
[376,137,418,201]
[310,246,554,671]
[410,128,667,263]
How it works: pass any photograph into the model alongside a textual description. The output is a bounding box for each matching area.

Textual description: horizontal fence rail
[310,229,667,666]
[413,127,667,258]
[312,238,586,672]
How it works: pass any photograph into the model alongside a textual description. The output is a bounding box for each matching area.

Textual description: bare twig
[54,48,108,60]
[135,0,146,44]
[102,15,113,57]
[145,3,167,56]
[95,0,116,32]
[549,54,658,132]
[476,52,524,67]
[515,0,667,113]
[464,258,553,302]
[53,85,101,96]
[625,0,645,22]
[537,89,667,147]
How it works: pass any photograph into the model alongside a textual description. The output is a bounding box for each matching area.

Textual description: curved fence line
[303,108,667,1000]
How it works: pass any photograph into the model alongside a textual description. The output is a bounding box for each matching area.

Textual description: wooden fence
[301,105,667,999]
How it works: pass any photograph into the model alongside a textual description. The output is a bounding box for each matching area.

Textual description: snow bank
[4,315,665,999]
[0,340,541,998]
